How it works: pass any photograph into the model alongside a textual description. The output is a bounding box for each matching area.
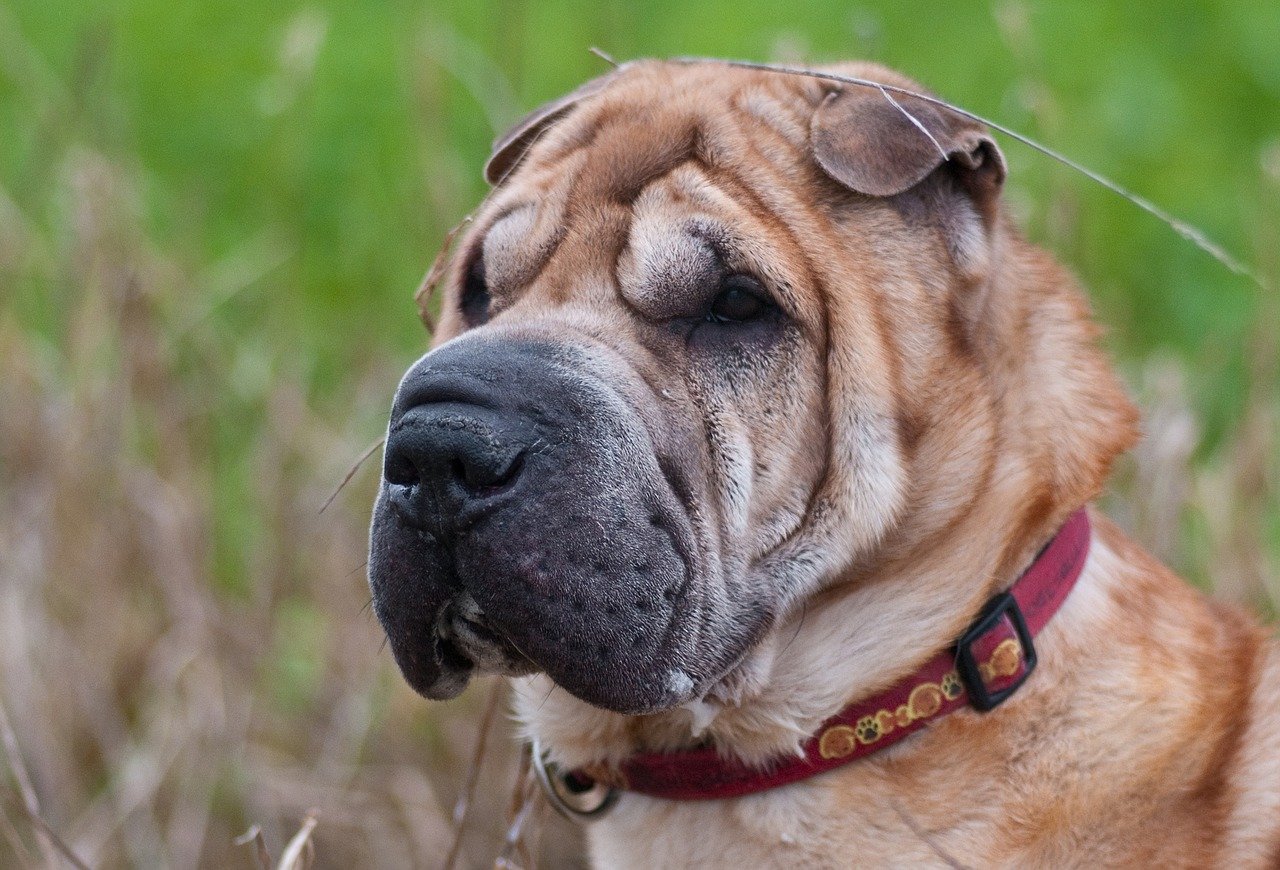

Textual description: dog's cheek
[685,324,825,559]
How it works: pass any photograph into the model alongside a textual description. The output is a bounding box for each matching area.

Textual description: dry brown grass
[0,53,1274,870]
[0,148,584,867]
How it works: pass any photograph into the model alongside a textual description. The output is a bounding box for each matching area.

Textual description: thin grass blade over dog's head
[368,59,1136,715]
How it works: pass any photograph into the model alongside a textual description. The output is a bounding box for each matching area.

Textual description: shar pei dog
[367,59,1280,867]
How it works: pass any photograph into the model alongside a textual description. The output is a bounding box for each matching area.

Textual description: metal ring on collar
[530,736,619,822]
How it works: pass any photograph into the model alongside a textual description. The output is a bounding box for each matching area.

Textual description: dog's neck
[515,232,1138,769]
[514,476,1068,768]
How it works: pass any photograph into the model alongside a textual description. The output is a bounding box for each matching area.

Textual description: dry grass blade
[276,812,318,870]
[876,85,946,159]
[889,798,970,870]
[689,57,1266,290]
[503,747,533,832]
[0,702,59,870]
[587,46,619,67]
[319,436,385,515]
[4,791,91,870]
[415,218,472,331]
[0,805,39,869]
[443,679,505,870]
[234,824,272,870]
[494,753,544,870]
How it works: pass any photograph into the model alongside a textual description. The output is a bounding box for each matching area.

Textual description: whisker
[319,436,384,515]
[536,681,557,711]
[782,599,809,656]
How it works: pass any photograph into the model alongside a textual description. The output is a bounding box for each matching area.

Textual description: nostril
[383,403,531,515]
[384,450,421,489]
[384,432,430,493]
[453,450,525,496]
[448,457,469,488]
[387,481,424,528]
[491,452,526,495]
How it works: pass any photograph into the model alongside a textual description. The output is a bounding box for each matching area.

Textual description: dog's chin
[399,636,473,701]
[387,603,719,715]
[393,601,539,701]
[396,633,709,715]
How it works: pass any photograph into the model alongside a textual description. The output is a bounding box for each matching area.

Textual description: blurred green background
[0,1,1276,866]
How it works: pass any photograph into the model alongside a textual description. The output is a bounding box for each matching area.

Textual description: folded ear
[811,85,1006,214]
[484,65,630,185]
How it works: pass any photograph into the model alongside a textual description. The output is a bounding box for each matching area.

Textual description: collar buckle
[955,591,1038,712]
[530,736,619,822]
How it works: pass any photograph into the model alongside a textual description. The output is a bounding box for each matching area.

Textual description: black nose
[383,403,529,527]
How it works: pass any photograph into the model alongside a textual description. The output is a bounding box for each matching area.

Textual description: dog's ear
[812,84,1007,278]
[484,66,628,185]
[811,86,1006,216]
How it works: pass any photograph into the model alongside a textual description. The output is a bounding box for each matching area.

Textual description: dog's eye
[460,255,490,326]
[707,275,770,323]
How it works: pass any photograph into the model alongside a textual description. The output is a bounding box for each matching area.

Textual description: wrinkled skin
[367,63,848,715]
[368,60,1280,868]
[370,335,773,713]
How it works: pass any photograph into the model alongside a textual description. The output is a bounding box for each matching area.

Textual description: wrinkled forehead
[492,61,824,200]
[468,63,830,303]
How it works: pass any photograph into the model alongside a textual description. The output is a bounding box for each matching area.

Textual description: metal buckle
[955,591,1037,712]
[530,737,619,822]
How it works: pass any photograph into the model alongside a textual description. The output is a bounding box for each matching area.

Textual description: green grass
[0,1,1276,865]
[6,2,1278,418]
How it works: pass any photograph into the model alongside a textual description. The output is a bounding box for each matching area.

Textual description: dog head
[367,60,1136,715]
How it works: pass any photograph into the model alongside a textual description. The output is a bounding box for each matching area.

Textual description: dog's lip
[435,634,474,672]
[393,633,474,701]
[442,607,537,673]
[451,613,502,648]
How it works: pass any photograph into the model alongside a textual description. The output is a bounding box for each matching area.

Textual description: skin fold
[368,60,1280,867]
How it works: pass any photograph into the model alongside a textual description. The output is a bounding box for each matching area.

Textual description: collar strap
[566,508,1091,802]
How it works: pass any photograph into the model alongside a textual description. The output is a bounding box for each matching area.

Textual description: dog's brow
[568,111,698,207]
[478,202,564,294]
[618,219,722,319]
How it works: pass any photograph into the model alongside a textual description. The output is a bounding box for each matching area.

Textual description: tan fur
[431,60,1280,867]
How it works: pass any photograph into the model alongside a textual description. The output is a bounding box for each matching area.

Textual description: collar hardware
[531,735,619,821]
[955,590,1038,711]
[552,507,1091,808]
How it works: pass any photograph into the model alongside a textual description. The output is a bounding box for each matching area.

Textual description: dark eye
[460,255,490,325]
[707,274,770,323]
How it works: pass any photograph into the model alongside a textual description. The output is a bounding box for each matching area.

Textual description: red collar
[564,508,1091,802]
